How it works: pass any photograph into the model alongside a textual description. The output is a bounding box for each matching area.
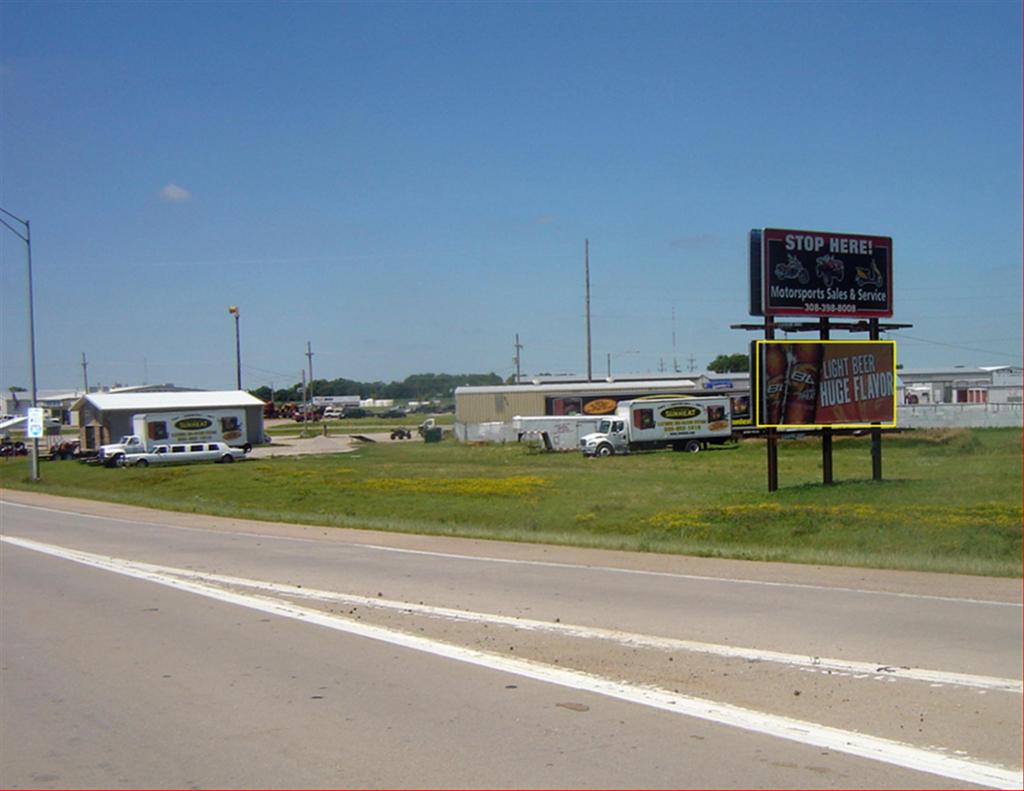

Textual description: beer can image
[783,343,823,424]
[762,344,788,425]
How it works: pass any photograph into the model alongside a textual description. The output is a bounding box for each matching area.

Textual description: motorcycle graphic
[775,254,810,285]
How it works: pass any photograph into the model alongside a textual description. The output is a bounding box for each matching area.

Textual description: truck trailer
[580,397,731,456]
[512,415,602,451]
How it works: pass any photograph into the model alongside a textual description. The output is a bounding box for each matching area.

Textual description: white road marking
[95,557,1020,694]
[3,534,1021,790]
[2,499,1020,608]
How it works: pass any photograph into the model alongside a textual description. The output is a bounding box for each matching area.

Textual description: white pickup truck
[123,441,247,467]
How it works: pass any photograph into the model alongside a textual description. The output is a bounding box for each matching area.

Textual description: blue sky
[1,0,1020,392]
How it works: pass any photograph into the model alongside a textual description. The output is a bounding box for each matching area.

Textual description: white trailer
[512,415,602,451]
[580,397,732,456]
[97,410,249,466]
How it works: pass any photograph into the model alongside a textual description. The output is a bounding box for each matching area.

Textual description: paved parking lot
[248,431,420,459]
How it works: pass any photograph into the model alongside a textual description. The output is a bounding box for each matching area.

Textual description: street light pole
[0,207,40,482]
[228,306,241,390]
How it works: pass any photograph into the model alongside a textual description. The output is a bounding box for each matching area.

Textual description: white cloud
[159,183,191,203]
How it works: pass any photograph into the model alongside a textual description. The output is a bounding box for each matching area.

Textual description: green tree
[707,353,749,373]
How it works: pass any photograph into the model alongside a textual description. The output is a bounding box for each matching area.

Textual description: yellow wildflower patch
[644,502,1021,530]
[359,475,548,498]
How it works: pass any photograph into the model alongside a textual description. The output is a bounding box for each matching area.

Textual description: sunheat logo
[174,417,213,431]
[660,405,701,420]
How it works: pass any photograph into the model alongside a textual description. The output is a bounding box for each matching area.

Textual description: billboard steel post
[765,317,778,492]
[820,317,834,485]
[870,318,883,481]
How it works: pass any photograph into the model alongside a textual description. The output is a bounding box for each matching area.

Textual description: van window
[171,445,186,453]
[189,444,204,452]
[148,421,169,441]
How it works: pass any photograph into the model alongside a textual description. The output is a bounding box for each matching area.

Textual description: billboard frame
[751,228,894,319]
[753,340,897,429]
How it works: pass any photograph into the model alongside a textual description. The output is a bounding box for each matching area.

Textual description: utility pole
[687,354,697,372]
[305,341,315,396]
[228,306,241,389]
[81,352,89,394]
[513,334,523,384]
[585,239,593,382]
[0,207,39,481]
[671,305,680,373]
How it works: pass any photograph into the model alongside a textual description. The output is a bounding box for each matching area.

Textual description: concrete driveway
[248,431,420,459]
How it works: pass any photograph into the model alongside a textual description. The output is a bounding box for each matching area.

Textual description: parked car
[341,407,370,419]
[380,408,408,418]
[125,441,248,467]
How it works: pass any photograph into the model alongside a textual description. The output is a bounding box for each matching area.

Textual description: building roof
[456,379,699,396]
[898,368,1005,378]
[79,390,264,412]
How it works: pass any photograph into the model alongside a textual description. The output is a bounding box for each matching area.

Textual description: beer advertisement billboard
[752,228,893,318]
[755,340,896,428]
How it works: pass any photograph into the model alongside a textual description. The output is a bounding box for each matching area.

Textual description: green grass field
[2,428,1019,576]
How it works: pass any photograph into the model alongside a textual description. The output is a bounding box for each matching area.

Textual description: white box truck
[580,397,731,456]
[97,410,249,466]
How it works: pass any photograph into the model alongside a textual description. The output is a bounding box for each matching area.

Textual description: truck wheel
[683,440,701,453]
[596,444,615,457]
[135,459,149,467]
[111,453,126,467]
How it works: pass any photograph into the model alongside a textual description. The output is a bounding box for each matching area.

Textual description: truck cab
[580,418,628,456]
[97,435,146,466]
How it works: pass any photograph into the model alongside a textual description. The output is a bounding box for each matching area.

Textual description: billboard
[755,341,896,428]
[750,228,893,318]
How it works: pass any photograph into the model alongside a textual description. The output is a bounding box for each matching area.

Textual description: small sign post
[26,407,44,439]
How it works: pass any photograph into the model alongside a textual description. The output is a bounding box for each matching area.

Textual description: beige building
[455,376,751,441]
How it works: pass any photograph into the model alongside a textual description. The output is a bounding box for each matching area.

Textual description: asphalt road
[1,491,1020,789]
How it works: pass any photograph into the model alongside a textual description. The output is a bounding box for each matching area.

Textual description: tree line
[251,355,752,403]
[251,372,504,403]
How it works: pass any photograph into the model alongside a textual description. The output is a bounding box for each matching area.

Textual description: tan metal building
[455,378,708,441]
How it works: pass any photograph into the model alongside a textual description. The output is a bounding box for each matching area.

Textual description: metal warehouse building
[74,391,267,453]
[454,375,751,441]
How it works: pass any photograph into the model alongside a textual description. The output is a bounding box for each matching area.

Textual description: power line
[888,331,1020,360]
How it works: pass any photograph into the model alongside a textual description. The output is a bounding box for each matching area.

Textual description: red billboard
[756,341,897,427]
